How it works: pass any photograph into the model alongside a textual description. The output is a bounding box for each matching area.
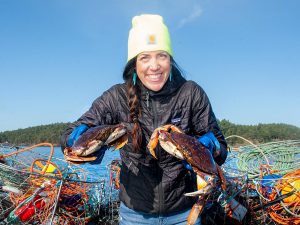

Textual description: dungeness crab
[64,124,128,163]
[147,124,226,225]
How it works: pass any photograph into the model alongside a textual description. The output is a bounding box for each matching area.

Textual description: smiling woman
[127,14,173,92]
[61,14,228,225]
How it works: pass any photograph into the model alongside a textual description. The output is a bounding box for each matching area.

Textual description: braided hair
[123,57,142,152]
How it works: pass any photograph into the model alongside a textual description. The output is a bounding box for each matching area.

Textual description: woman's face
[136,50,171,92]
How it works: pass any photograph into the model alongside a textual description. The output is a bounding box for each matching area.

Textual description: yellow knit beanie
[127,14,173,62]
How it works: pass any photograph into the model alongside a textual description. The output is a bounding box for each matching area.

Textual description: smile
[147,73,163,81]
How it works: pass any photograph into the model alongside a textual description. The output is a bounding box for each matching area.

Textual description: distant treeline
[219,120,300,145]
[0,120,300,146]
[0,123,70,146]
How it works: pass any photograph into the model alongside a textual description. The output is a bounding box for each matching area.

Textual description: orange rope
[268,169,300,224]
[1,143,55,175]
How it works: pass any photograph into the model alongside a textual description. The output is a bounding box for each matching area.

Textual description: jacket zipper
[145,91,150,108]
[150,93,163,214]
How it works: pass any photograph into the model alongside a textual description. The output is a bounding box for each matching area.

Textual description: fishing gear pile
[224,138,300,225]
[0,143,120,224]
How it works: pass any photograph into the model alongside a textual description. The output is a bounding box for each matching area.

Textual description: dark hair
[122,56,183,152]
[123,57,142,152]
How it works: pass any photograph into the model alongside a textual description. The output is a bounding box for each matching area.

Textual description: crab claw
[184,175,213,197]
[147,130,160,159]
[184,184,213,197]
[105,126,127,145]
[147,125,180,159]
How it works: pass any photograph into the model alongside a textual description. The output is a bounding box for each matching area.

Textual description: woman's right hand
[67,124,89,147]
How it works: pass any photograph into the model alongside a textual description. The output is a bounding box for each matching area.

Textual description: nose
[149,58,160,71]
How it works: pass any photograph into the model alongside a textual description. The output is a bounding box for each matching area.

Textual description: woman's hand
[67,124,89,147]
[198,131,221,158]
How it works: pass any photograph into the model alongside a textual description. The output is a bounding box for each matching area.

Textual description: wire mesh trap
[0,143,121,225]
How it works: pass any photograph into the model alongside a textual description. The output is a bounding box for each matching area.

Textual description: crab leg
[168,124,184,133]
[187,196,207,225]
[110,135,128,150]
[216,164,226,191]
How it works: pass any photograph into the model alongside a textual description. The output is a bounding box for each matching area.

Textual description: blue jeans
[119,202,201,225]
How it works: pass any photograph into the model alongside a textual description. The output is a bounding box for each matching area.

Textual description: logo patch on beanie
[147,34,156,44]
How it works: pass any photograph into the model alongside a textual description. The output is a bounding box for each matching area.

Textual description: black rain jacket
[60,71,228,215]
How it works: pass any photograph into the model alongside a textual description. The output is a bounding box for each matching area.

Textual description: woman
[61,14,227,225]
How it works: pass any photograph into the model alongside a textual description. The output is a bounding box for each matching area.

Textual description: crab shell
[64,124,128,162]
[159,131,218,176]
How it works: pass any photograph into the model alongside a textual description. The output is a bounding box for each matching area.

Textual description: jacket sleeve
[190,82,228,165]
[60,86,120,151]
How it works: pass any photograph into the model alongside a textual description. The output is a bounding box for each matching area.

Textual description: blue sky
[0,0,299,132]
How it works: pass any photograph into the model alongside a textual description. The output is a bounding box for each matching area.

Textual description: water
[0,145,121,182]
[51,146,121,180]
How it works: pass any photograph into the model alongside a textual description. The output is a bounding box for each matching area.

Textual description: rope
[226,135,270,165]
[225,138,300,179]
[1,143,55,175]
[268,169,300,224]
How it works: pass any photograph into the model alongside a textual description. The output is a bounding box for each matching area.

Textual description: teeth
[148,73,162,80]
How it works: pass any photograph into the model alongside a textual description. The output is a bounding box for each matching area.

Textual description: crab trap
[199,162,250,225]
[222,140,300,225]
[0,143,121,225]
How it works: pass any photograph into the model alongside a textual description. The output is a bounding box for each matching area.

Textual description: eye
[158,53,168,59]
[138,55,150,62]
